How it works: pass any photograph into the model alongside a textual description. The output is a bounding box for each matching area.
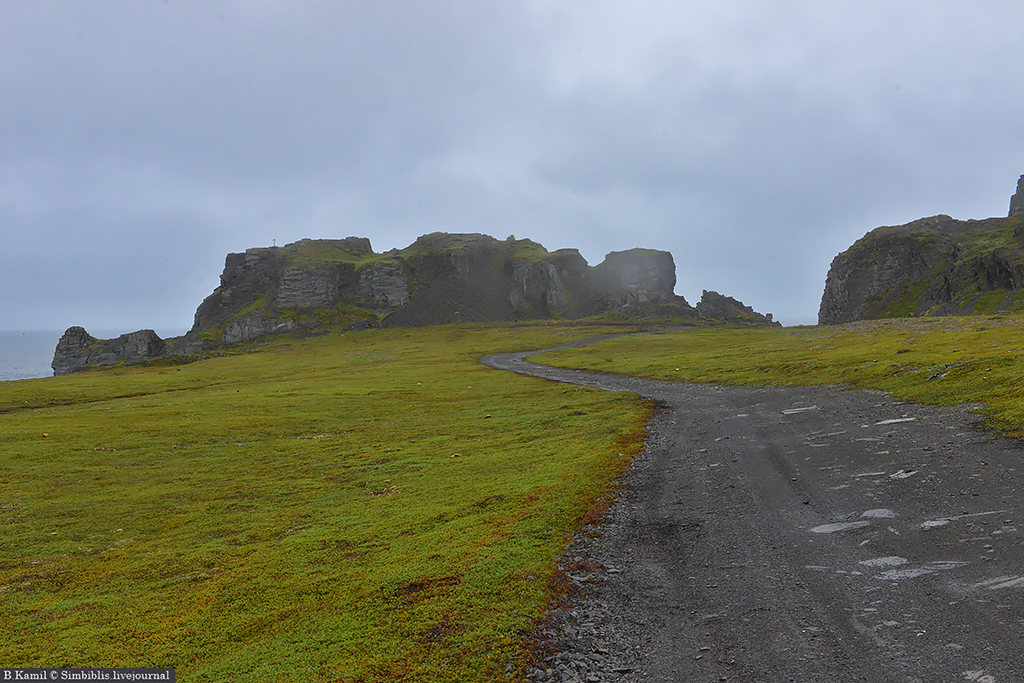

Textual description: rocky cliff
[819,177,1024,324]
[54,232,779,375]
[52,327,168,377]
[819,179,1024,323]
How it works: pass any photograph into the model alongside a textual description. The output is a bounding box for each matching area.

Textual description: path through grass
[535,315,1024,440]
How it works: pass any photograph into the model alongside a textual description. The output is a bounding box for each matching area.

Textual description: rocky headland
[819,176,1024,324]
[53,233,778,376]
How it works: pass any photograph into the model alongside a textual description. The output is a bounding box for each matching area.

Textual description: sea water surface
[0,331,62,381]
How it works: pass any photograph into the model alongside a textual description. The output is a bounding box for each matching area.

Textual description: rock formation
[696,290,780,326]
[53,232,779,375]
[52,327,167,376]
[820,177,1024,324]
[1009,174,1024,217]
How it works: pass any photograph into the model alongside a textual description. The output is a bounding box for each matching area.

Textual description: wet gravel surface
[482,341,1024,683]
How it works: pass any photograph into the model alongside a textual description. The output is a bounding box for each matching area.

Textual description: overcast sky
[4,1,1024,333]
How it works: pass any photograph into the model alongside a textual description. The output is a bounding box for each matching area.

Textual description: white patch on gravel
[782,406,818,415]
[974,575,1024,590]
[875,561,968,580]
[875,417,917,425]
[889,469,918,479]
[922,510,1010,530]
[862,509,897,518]
[811,521,872,534]
[859,556,908,567]
[957,510,1011,520]
[854,472,887,478]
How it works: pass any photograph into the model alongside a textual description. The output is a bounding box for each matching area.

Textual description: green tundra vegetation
[535,314,1024,439]
[0,324,648,681]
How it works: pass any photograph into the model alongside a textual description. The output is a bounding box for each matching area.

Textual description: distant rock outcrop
[696,290,780,326]
[52,327,167,376]
[53,232,779,375]
[820,177,1024,324]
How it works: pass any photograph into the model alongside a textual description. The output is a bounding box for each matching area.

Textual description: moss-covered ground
[0,324,648,681]
[534,315,1024,440]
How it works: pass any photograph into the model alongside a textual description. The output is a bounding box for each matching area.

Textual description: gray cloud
[4,0,1024,331]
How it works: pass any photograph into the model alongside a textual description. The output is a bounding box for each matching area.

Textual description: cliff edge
[819,177,1024,324]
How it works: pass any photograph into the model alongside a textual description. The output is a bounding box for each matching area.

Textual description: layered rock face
[820,178,1024,324]
[52,327,167,376]
[53,232,778,375]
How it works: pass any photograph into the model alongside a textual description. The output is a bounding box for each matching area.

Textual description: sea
[0,331,63,381]
[0,329,162,382]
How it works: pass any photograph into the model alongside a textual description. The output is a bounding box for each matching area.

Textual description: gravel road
[481,340,1024,683]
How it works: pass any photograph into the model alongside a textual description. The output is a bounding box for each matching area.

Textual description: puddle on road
[859,556,907,568]
[962,670,997,683]
[811,521,872,533]
[875,560,968,580]
[923,519,951,529]
[875,417,917,425]
[972,575,1024,590]
[782,406,819,415]
[922,510,1011,530]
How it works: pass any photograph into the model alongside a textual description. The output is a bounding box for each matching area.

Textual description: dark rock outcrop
[1010,174,1024,217]
[357,262,410,311]
[593,249,678,316]
[820,177,1024,324]
[53,232,779,375]
[52,327,167,376]
[696,290,780,326]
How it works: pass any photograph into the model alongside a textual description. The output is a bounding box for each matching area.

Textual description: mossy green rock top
[191,233,695,341]
[819,181,1024,324]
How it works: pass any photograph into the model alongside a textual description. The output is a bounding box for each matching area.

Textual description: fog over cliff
[5,1,1024,331]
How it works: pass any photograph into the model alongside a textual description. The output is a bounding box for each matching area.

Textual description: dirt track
[482,340,1024,683]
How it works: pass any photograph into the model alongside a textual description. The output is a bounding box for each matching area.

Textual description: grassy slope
[534,315,1024,440]
[0,324,648,681]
